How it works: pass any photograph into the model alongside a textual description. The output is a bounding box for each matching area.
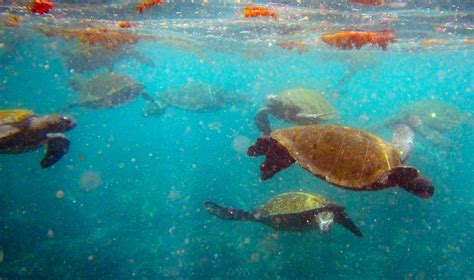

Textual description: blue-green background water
[1,1,473,279]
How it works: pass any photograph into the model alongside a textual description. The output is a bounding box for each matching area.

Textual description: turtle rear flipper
[204,201,255,221]
[247,137,296,180]
[254,108,272,135]
[334,211,363,238]
[0,125,20,140]
[41,134,70,168]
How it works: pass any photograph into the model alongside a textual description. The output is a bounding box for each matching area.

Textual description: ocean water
[0,1,473,279]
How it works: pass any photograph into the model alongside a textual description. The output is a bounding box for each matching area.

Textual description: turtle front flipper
[41,134,70,168]
[254,108,272,135]
[392,124,414,162]
[376,167,434,198]
[334,211,363,238]
[294,111,338,125]
[204,201,255,221]
[247,137,296,180]
[401,175,434,199]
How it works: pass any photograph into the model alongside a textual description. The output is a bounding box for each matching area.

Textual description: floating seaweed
[242,6,277,19]
[321,30,396,50]
[29,0,54,15]
[4,14,22,28]
[136,0,164,14]
[35,26,157,52]
[349,0,384,7]
[275,41,308,54]
[116,21,134,29]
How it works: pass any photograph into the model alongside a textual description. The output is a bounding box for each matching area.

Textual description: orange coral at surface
[30,0,54,14]
[136,0,164,14]
[243,6,277,19]
[349,0,384,6]
[321,30,396,50]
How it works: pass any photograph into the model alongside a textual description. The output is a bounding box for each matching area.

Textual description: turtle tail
[204,201,255,221]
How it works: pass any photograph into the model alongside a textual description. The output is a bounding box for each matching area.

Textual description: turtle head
[266,95,281,107]
[315,211,335,234]
[45,115,77,132]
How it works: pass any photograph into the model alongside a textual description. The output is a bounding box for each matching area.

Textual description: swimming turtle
[374,100,472,148]
[63,72,159,110]
[143,82,247,117]
[204,191,362,237]
[0,109,76,168]
[255,88,337,135]
[247,125,434,198]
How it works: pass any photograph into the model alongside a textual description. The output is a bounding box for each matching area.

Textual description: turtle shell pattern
[77,73,136,102]
[0,110,35,125]
[401,100,469,132]
[159,83,229,112]
[271,125,403,189]
[273,88,336,120]
[260,192,334,217]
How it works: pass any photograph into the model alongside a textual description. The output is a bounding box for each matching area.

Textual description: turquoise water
[1,1,473,279]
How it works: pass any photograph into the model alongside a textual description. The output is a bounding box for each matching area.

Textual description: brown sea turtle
[255,88,337,135]
[63,72,159,111]
[204,191,362,237]
[373,100,472,148]
[143,82,247,117]
[0,109,76,168]
[247,125,434,199]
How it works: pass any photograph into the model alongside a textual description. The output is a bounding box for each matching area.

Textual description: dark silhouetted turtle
[64,72,159,111]
[204,191,362,237]
[0,109,76,168]
[373,100,472,148]
[255,88,337,135]
[143,82,247,117]
[248,125,434,199]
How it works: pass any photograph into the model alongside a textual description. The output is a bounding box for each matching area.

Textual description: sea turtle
[247,125,434,199]
[373,100,472,148]
[143,82,247,117]
[0,109,76,168]
[254,88,337,135]
[63,72,159,110]
[204,191,362,237]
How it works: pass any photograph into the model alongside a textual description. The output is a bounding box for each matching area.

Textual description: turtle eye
[62,116,76,128]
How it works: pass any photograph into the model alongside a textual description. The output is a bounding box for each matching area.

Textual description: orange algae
[117,21,134,29]
[321,30,396,50]
[36,26,156,52]
[4,15,22,28]
[349,0,384,6]
[136,0,164,14]
[243,6,277,19]
[29,0,54,15]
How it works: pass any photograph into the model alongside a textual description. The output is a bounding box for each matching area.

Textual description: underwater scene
[0,0,473,279]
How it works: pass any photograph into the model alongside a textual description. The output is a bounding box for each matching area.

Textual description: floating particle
[55,189,65,199]
[80,171,102,192]
[47,228,55,238]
